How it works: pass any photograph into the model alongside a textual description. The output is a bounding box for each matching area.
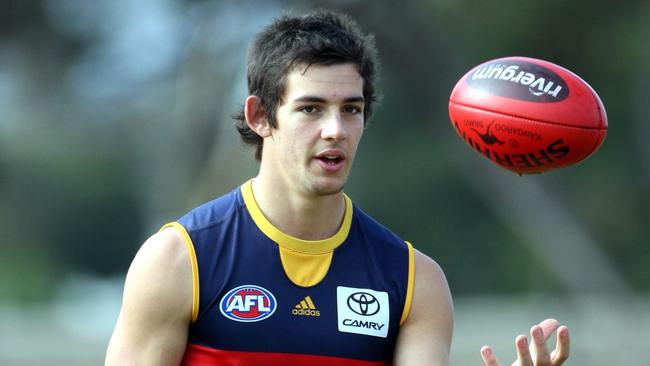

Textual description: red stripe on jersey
[181,343,391,366]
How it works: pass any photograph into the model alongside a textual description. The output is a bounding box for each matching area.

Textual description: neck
[250,176,346,241]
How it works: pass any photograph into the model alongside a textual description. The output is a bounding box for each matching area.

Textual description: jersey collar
[241,179,352,254]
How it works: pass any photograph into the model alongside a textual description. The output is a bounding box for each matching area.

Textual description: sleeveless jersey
[162,180,415,365]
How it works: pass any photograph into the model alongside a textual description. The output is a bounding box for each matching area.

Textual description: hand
[480,319,570,366]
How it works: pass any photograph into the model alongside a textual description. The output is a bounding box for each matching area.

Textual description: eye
[298,105,319,114]
[342,105,363,114]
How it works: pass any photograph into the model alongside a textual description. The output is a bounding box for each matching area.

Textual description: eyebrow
[293,95,365,104]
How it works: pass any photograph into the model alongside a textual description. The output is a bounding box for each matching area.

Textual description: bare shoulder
[412,249,449,291]
[394,248,454,366]
[409,248,453,326]
[105,227,193,365]
[129,228,191,288]
[123,226,193,324]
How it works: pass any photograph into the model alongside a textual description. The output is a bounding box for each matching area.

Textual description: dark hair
[234,10,380,160]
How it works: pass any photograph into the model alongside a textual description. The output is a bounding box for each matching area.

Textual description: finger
[551,325,570,365]
[530,325,551,365]
[537,318,560,339]
[481,345,501,366]
[515,335,533,366]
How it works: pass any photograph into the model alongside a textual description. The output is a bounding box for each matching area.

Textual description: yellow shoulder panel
[400,241,415,326]
[160,222,200,323]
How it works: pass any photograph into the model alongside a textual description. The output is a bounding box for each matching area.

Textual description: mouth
[316,155,345,165]
[315,150,346,172]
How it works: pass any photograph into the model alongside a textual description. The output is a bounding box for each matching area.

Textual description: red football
[448,56,607,174]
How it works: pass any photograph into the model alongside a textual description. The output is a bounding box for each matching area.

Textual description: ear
[244,96,271,138]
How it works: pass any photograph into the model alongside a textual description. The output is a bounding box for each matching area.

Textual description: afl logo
[347,292,380,316]
[219,285,277,322]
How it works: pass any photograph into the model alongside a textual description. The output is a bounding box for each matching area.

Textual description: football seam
[449,100,606,131]
[590,87,607,129]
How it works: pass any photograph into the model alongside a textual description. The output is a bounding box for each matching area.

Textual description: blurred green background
[1,0,648,364]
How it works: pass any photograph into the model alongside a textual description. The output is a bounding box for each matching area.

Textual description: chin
[313,185,344,196]
[309,178,346,196]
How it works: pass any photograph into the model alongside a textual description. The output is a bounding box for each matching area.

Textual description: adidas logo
[292,296,321,317]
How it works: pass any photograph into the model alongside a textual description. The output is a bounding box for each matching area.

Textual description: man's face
[264,63,365,197]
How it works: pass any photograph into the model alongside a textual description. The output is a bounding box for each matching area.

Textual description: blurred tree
[0,0,648,303]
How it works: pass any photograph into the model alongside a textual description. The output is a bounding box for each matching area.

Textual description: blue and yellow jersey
[162,180,415,365]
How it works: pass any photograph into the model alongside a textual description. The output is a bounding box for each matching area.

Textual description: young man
[106,11,569,366]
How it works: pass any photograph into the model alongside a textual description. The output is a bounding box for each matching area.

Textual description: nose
[321,111,347,141]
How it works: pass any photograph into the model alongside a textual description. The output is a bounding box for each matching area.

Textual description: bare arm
[105,228,193,366]
[393,249,454,366]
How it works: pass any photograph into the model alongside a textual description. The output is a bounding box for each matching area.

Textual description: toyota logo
[347,292,380,316]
